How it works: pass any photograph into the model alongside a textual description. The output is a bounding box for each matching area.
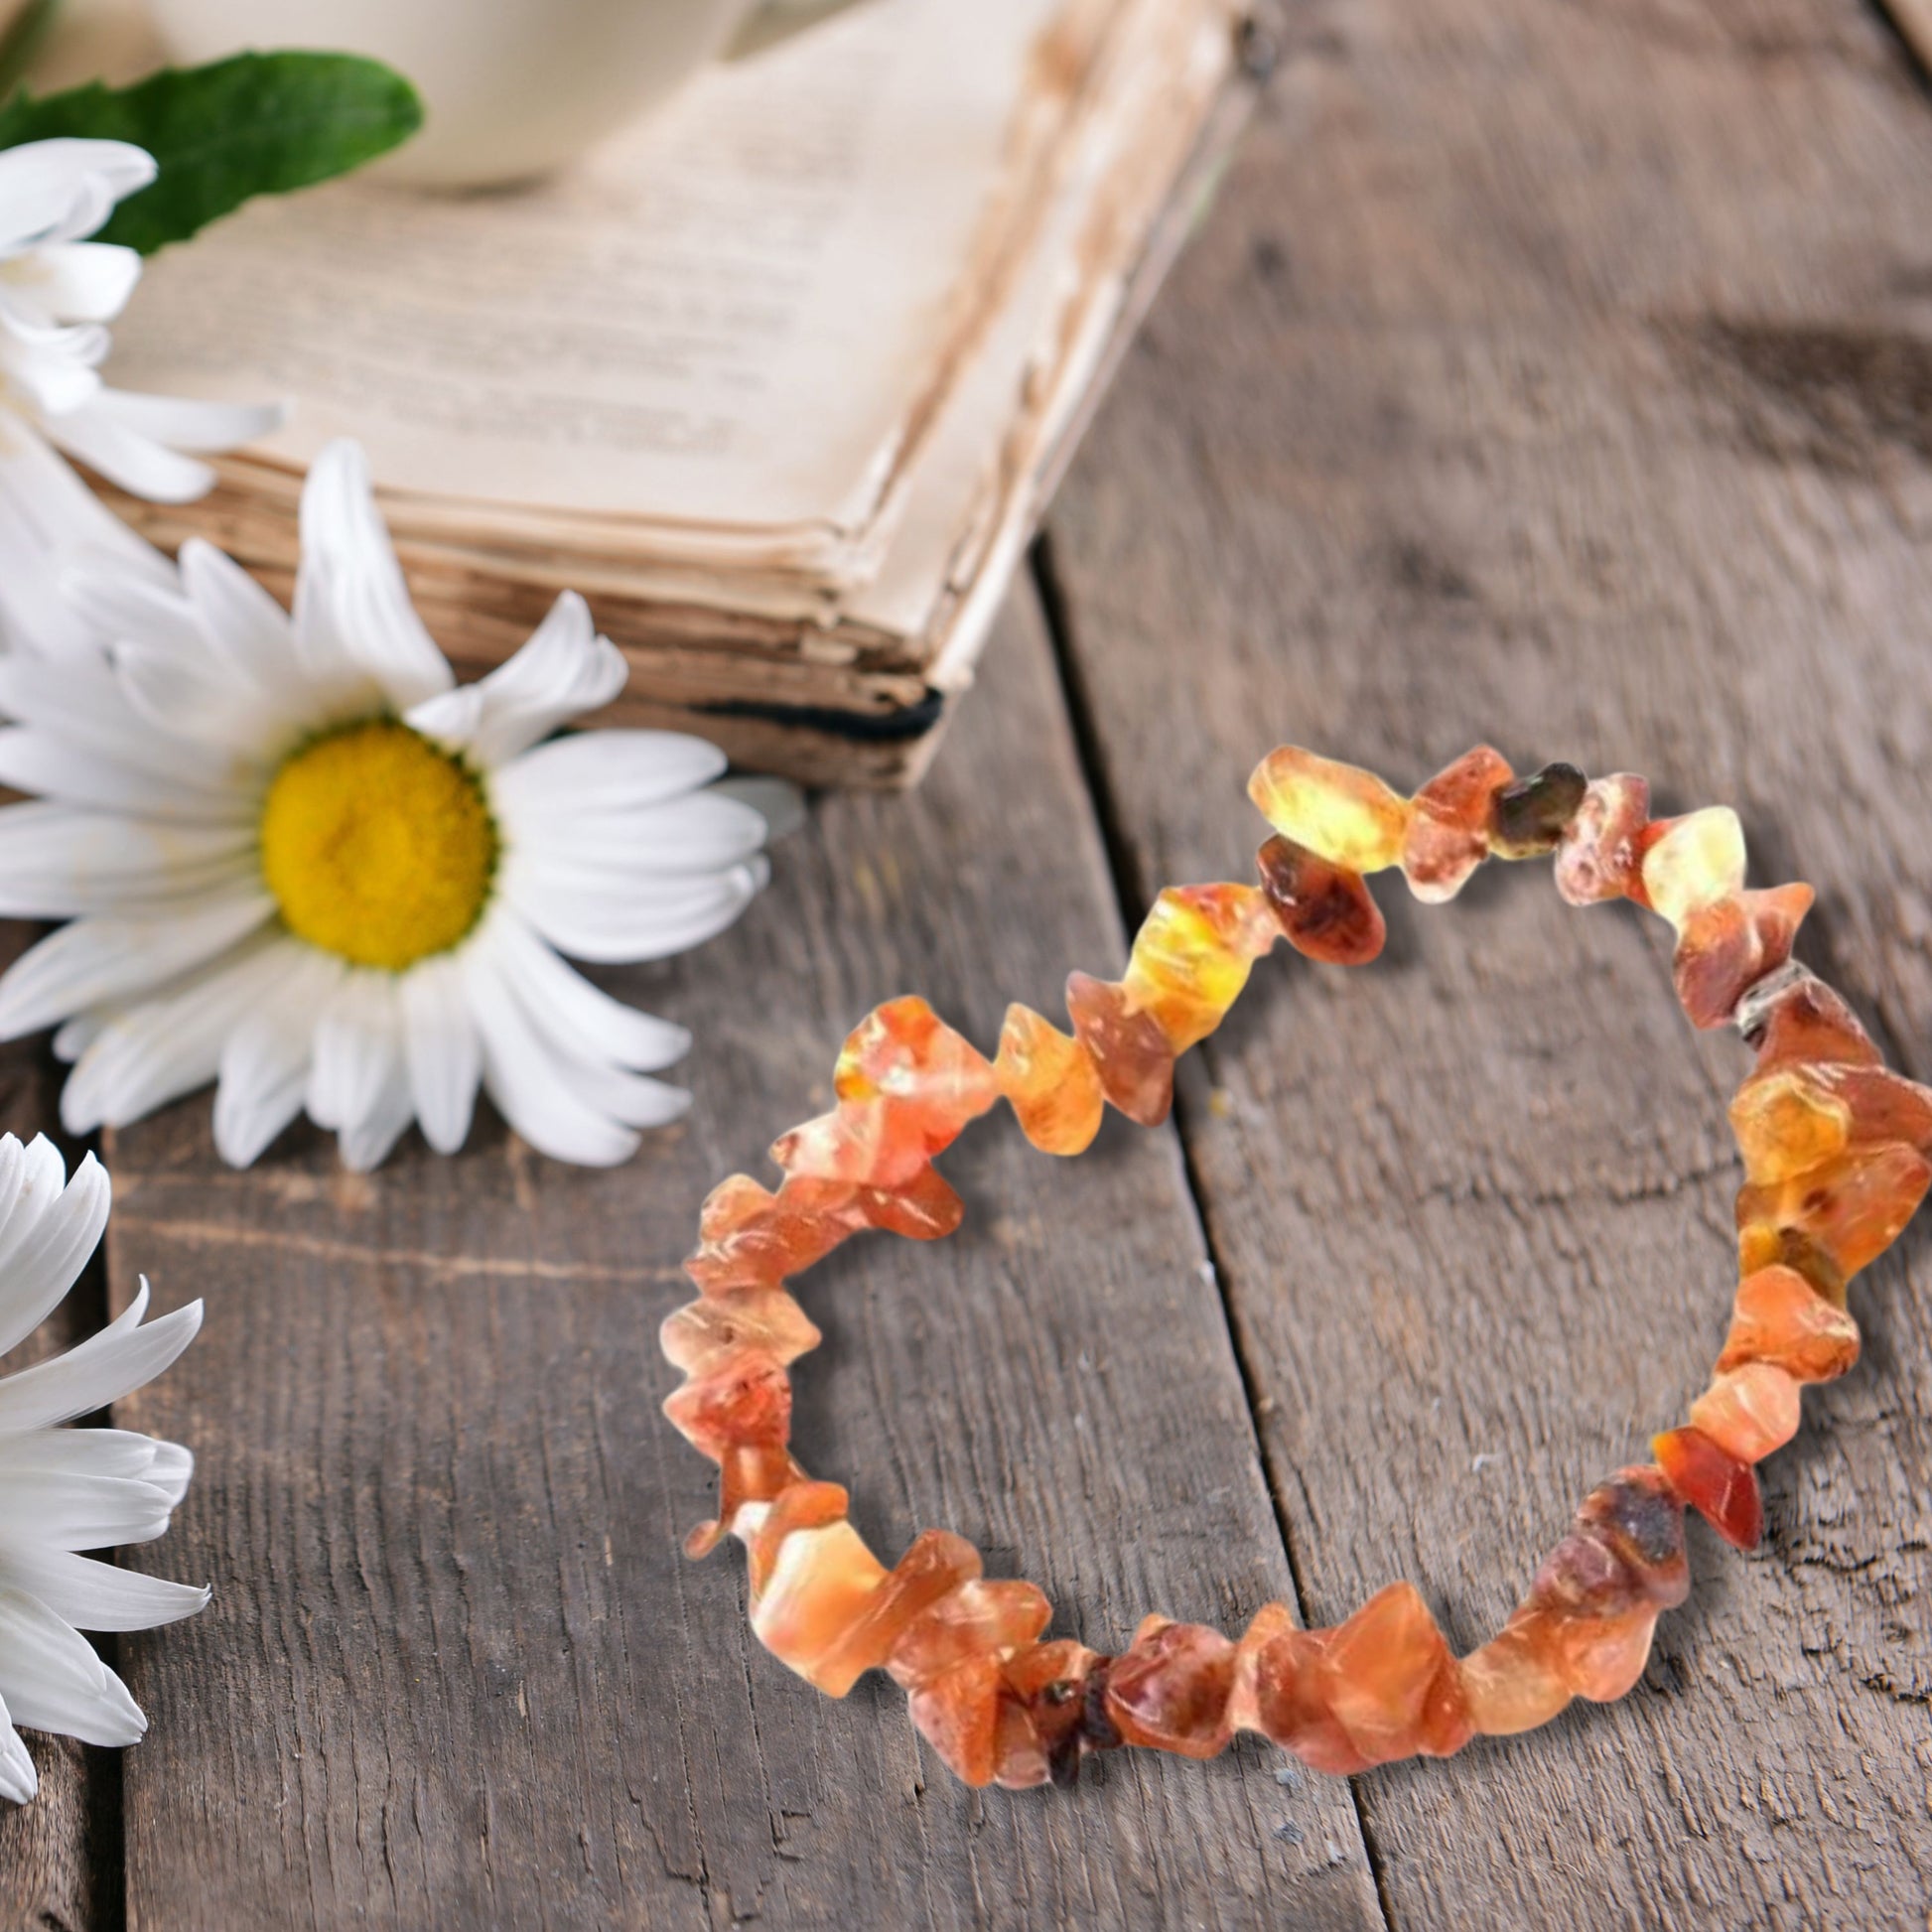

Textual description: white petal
[176,539,307,706]
[307,970,400,1132]
[0,1283,201,1433]
[0,1134,49,1267]
[0,141,153,250]
[0,1467,178,1549]
[62,560,207,658]
[399,956,479,1156]
[486,728,727,817]
[337,1053,413,1173]
[62,936,301,1135]
[42,403,216,503]
[295,439,451,709]
[113,640,294,758]
[0,1549,205,1632]
[504,790,770,880]
[407,591,623,767]
[0,888,273,1038]
[210,947,341,1169]
[464,951,639,1167]
[504,859,766,965]
[0,648,242,791]
[0,728,251,825]
[0,1149,105,1361]
[0,1587,144,1746]
[6,241,141,323]
[0,427,166,657]
[93,387,282,455]
[0,800,255,917]
[0,1425,180,1481]
[482,908,689,1071]
[0,1692,35,1802]
[146,1441,192,1510]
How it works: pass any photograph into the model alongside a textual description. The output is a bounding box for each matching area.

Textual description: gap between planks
[1028,533,1401,1932]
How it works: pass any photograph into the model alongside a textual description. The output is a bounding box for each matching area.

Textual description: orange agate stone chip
[660,741,1926,1794]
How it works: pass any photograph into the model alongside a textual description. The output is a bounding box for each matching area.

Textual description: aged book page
[108,0,1082,553]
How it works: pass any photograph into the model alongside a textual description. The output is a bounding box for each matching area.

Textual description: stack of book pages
[108,0,1264,785]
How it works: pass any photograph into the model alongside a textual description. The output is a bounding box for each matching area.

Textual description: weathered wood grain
[101,594,1381,1930]
[1043,0,1932,1925]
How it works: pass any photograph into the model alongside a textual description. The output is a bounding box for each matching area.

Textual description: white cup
[145,0,877,188]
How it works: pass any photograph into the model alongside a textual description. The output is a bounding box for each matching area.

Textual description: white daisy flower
[0,1133,205,1804]
[0,438,787,1172]
[0,138,281,653]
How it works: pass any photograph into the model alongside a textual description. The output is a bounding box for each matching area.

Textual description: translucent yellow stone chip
[1248,747,1411,875]
[1729,1068,1853,1185]
[1641,807,1745,929]
[1122,887,1267,1050]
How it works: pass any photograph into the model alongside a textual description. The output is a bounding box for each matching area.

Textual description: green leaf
[0,50,422,253]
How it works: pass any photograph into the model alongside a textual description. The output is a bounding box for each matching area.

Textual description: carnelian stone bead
[660,1288,820,1376]
[1820,1063,1932,1154]
[833,996,999,1151]
[810,1528,984,1697]
[908,1654,1005,1786]
[1735,1143,1932,1288]
[749,1504,893,1678]
[687,1443,804,1558]
[1554,773,1650,905]
[1488,760,1587,860]
[1457,1620,1573,1735]
[1568,1466,1692,1608]
[686,1174,849,1291]
[1717,1265,1860,1383]
[994,1003,1104,1155]
[1673,884,1814,1030]
[662,1352,792,1461]
[744,1479,853,1593]
[1319,1582,1472,1760]
[1248,746,1411,874]
[1653,1426,1763,1549]
[1124,885,1277,1049]
[1690,1363,1802,1463]
[1064,972,1174,1126]
[1741,969,1879,1071]
[1224,1601,1296,1734]
[1402,745,1513,903]
[1104,1617,1238,1759]
[1250,1627,1374,1774]
[1516,1601,1660,1704]
[887,1578,1053,1689]
[859,1166,965,1242]
[771,1101,930,1191]
[1255,835,1386,965]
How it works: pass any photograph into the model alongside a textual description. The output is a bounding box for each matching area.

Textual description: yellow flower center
[259,720,497,970]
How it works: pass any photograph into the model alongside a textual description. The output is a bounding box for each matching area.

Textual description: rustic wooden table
[5,0,1932,1926]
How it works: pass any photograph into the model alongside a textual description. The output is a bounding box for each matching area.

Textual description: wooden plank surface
[100,593,1380,1930]
[1043,0,1932,1925]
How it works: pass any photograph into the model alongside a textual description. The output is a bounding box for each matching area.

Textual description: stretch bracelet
[661,745,1930,1790]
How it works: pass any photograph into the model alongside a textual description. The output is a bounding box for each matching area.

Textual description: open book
[102,0,1263,785]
